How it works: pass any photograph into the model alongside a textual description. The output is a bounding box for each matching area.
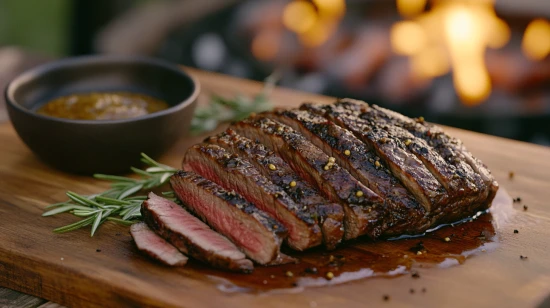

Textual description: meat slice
[205,129,345,249]
[367,102,498,209]
[182,144,323,251]
[232,117,387,240]
[141,193,253,272]
[264,109,430,235]
[303,103,447,214]
[130,222,188,266]
[170,171,288,265]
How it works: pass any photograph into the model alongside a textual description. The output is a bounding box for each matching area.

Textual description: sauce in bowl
[37,92,169,120]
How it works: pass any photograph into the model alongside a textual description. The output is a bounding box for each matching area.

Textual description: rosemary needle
[44,153,177,236]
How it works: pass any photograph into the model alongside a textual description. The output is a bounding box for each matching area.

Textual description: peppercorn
[356,190,364,197]
[344,150,351,156]
[289,181,297,187]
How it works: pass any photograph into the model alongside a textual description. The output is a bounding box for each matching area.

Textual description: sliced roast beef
[205,129,345,249]
[182,144,323,251]
[170,171,289,265]
[141,193,253,272]
[231,117,387,240]
[264,109,430,234]
[303,103,448,214]
[130,222,188,266]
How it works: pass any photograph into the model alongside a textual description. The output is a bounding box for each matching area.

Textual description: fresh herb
[190,72,278,135]
[43,153,177,236]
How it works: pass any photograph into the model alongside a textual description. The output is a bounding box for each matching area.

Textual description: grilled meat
[205,129,345,249]
[141,193,253,272]
[231,116,387,240]
[265,109,430,235]
[321,99,497,214]
[367,102,498,210]
[130,222,188,266]
[170,171,289,265]
[303,103,447,214]
[182,144,323,251]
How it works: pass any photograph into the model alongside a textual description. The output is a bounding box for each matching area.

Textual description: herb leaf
[44,153,177,236]
[190,72,277,135]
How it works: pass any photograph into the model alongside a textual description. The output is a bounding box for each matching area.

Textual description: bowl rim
[4,55,200,125]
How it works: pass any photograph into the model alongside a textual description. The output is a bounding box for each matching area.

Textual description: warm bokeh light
[282,1,318,34]
[313,0,346,18]
[486,18,510,49]
[396,0,427,17]
[453,62,492,105]
[283,0,345,47]
[299,20,336,47]
[411,46,450,78]
[251,29,281,61]
[522,19,550,61]
[391,0,510,105]
[391,21,427,56]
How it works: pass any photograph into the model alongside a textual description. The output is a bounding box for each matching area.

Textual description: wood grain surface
[1,68,550,308]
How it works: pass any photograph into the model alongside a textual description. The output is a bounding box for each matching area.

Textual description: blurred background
[0,0,549,145]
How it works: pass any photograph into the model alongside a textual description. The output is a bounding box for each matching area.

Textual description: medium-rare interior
[182,144,322,251]
[130,222,188,266]
[170,171,289,265]
[232,117,387,240]
[141,192,253,272]
[205,129,345,249]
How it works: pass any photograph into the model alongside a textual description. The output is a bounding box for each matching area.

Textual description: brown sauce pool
[37,92,169,120]
[188,188,513,293]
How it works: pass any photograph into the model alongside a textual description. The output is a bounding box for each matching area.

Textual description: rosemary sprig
[190,71,278,135]
[43,153,178,236]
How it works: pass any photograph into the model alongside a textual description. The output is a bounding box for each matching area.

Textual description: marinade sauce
[37,92,169,120]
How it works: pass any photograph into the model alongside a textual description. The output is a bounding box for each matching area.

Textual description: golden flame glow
[396,0,427,17]
[391,0,510,105]
[522,19,550,61]
[283,0,346,47]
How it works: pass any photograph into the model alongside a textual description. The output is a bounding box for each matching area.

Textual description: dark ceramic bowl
[5,55,199,174]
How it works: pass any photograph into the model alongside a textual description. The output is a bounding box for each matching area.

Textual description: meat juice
[191,188,513,292]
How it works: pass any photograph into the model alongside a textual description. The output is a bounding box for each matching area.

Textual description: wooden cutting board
[1,69,550,308]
